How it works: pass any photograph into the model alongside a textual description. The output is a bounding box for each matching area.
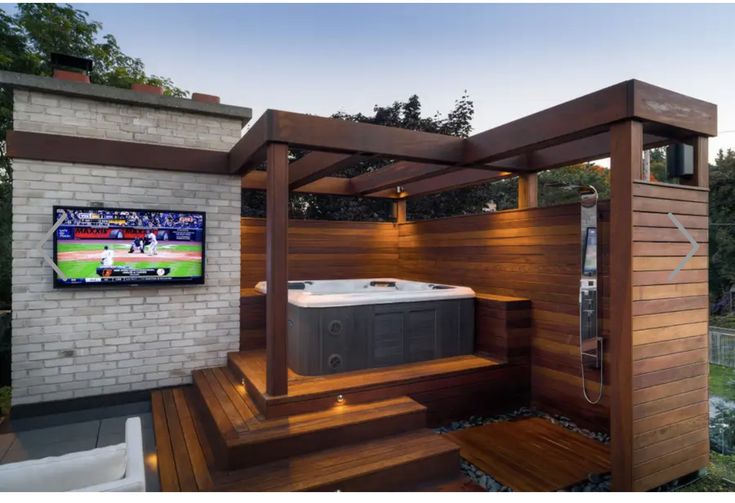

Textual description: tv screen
[53,206,205,287]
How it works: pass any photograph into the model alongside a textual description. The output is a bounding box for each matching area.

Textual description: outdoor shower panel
[579,190,600,369]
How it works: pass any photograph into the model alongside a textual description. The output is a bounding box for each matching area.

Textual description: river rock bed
[437,406,611,492]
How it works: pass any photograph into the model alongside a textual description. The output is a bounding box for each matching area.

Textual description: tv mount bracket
[37,212,68,280]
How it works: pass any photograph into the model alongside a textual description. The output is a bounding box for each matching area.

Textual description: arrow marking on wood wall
[667,212,700,281]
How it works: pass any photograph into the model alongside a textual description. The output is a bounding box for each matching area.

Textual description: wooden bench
[474,293,532,364]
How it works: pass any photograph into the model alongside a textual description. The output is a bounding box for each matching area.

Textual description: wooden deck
[445,416,610,491]
[228,349,527,421]
[152,387,460,491]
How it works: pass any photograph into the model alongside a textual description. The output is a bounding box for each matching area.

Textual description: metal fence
[710,327,735,368]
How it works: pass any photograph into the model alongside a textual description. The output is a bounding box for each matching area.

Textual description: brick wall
[11,90,242,405]
[12,89,242,151]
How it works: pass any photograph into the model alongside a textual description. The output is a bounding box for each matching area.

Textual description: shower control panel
[579,278,600,368]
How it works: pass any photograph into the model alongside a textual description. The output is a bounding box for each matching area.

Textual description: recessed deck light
[336,394,345,404]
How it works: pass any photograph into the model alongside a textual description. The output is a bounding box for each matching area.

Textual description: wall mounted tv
[53,206,205,288]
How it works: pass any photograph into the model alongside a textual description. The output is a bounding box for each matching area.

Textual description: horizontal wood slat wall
[630,181,709,491]
[398,203,611,432]
[241,218,400,288]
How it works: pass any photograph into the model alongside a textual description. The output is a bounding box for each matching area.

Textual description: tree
[0,3,186,309]
[710,149,735,297]
[538,163,611,207]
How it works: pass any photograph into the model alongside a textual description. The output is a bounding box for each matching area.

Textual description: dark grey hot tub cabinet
[287,299,475,375]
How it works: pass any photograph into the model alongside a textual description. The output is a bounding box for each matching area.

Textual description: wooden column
[518,173,538,208]
[265,142,289,396]
[392,199,407,224]
[682,137,709,188]
[609,121,643,492]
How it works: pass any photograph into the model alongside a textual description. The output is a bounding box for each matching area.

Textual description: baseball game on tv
[53,206,205,287]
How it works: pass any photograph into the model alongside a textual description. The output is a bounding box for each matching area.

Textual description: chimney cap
[50,53,93,73]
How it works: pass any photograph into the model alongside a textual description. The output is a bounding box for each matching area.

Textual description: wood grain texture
[241,218,400,289]
[630,180,710,491]
[265,143,289,396]
[152,387,459,491]
[228,349,526,423]
[609,120,641,492]
[445,417,610,491]
[397,203,611,432]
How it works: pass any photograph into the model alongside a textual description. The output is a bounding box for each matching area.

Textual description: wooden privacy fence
[710,327,735,368]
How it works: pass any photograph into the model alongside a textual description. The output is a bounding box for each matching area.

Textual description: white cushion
[0,442,127,492]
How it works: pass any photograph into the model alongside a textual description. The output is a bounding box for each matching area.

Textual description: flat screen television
[53,206,205,288]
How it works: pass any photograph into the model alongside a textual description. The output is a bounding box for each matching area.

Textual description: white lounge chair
[0,417,146,492]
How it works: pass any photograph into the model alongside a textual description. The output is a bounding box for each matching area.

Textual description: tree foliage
[0,3,186,309]
[710,149,735,297]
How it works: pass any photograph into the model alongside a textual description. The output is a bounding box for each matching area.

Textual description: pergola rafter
[235,80,716,201]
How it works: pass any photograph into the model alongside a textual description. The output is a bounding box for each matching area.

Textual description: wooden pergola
[232,80,716,491]
[235,79,715,394]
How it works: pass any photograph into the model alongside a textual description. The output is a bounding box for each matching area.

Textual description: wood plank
[518,173,539,209]
[632,374,708,405]
[633,413,709,449]
[445,417,610,491]
[214,429,459,491]
[609,120,641,491]
[7,130,229,174]
[351,161,458,195]
[633,387,707,420]
[288,152,368,190]
[151,391,180,492]
[172,388,214,491]
[633,362,708,390]
[266,142,289,396]
[162,389,198,491]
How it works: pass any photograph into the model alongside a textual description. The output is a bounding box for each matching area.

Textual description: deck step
[192,367,428,469]
[152,387,459,491]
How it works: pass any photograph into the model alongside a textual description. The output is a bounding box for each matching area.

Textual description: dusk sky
[6,3,735,160]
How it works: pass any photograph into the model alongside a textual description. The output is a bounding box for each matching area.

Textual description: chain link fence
[710,327,735,368]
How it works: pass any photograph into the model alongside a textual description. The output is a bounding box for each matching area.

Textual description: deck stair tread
[152,387,459,491]
[229,349,503,407]
[192,366,428,468]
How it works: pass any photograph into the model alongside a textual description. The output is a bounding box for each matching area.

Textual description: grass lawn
[710,364,735,402]
[677,452,735,492]
[711,315,735,329]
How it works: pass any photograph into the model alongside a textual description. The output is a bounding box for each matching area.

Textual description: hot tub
[254,278,476,375]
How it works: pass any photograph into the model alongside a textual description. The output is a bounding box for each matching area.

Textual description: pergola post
[265,142,289,396]
[392,199,407,224]
[518,173,538,208]
[609,120,643,492]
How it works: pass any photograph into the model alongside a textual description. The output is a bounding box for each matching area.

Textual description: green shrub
[0,386,10,417]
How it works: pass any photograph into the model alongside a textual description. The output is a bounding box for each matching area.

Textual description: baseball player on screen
[100,245,114,267]
[146,229,158,256]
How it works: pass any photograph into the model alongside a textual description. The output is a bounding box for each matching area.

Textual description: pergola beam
[289,152,369,190]
[228,111,269,174]
[371,168,511,199]
[464,80,716,166]
[350,161,459,195]
[227,109,467,175]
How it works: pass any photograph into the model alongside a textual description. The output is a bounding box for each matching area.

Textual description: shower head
[543,182,598,198]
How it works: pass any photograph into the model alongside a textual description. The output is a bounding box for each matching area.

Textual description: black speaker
[666,143,694,178]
